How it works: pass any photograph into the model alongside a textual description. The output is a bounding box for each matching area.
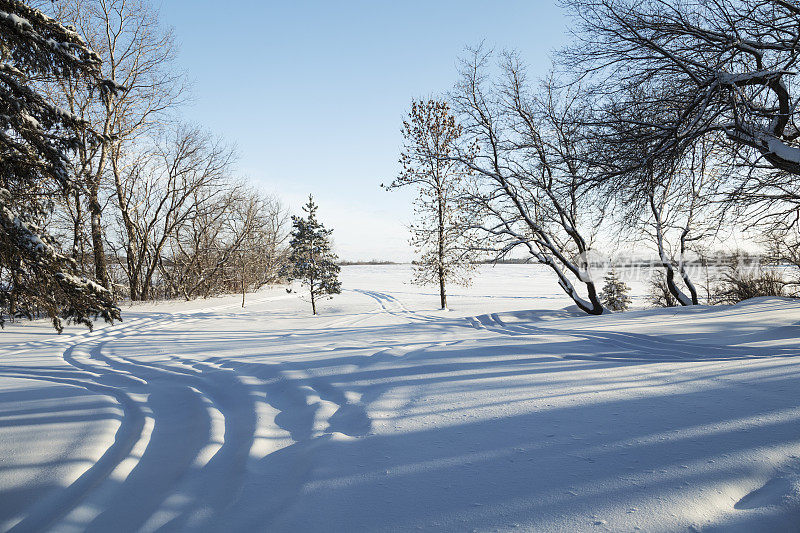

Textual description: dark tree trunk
[439,267,446,310]
[681,269,700,305]
[9,256,20,319]
[310,237,317,315]
[88,183,110,290]
[241,257,246,308]
[71,190,83,269]
[656,258,694,307]
[663,265,694,306]
[583,281,604,315]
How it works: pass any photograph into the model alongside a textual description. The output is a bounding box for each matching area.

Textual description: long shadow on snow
[210,369,800,531]
[83,342,258,532]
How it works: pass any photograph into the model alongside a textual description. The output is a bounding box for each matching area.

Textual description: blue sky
[159,1,569,261]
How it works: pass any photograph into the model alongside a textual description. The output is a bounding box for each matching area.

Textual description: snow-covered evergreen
[600,268,631,312]
[0,0,119,331]
[286,195,341,315]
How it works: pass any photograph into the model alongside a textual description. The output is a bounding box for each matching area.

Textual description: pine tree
[600,268,631,312]
[286,196,341,315]
[384,99,476,309]
[0,0,120,331]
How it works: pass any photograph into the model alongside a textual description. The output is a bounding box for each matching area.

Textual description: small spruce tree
[287,196,341,315]
[600,268,632,311]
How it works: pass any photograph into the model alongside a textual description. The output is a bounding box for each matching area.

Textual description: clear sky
[159,1,569,261]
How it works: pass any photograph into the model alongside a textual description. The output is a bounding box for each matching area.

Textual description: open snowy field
[1,264,799,532]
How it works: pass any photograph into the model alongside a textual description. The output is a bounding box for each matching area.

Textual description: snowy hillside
[1,265,799,532]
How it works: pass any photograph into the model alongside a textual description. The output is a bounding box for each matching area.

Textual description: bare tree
[452,50,607,314]
[601,94,729,306]
[258,194,292,285]
[564,0,800,262]
[32,0,288,306]
[385,99,476,309]
[232,191,290,306]
[640,151,711,306]
[109,125,233,300]
[47,0,184,289]
[566,0,800,173]
[162,184,289,301]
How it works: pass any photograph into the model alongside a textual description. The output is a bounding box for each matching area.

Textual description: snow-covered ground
[1,264,799,532]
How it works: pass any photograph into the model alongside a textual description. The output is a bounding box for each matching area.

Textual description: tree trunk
[679,265,700,305]
[651,195,694,306]
[310,236,317,315]
[9,256,20,320]
[437,190,447,309]
[678,229,700,305]
[583,281,604,315]
[127,257,140,301]
[86,90,115,292]
[88,182,110,290]
[439,267,446,310]
[112,152,141,300]
[548,259,604,315]
[128,279,139,301]
[663,264,693,306]
[71,190,83,269]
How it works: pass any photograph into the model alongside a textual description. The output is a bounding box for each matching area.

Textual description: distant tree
[0,0,120,331]
[161,181,289,303]
[385,99,475,309]
[600,269,631,311]
[286,196,341,315]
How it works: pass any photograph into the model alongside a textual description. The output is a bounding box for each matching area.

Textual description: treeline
[392,0,800,314]
[1,0,288,329]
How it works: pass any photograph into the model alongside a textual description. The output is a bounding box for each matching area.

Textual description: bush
[711,263,786,304]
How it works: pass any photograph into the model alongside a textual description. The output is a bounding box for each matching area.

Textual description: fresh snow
[1,264,799,532]
[0,11,33,30]
[764,134,800,165]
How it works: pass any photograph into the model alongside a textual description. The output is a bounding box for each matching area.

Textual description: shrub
[711,263,786,304]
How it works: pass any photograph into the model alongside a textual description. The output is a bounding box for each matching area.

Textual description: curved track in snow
[2,286,800,532]
[0,295,382,531]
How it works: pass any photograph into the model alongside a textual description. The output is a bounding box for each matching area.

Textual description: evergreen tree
[0,0,120,331]
[286,195,341,315]
[600,268,631,311]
